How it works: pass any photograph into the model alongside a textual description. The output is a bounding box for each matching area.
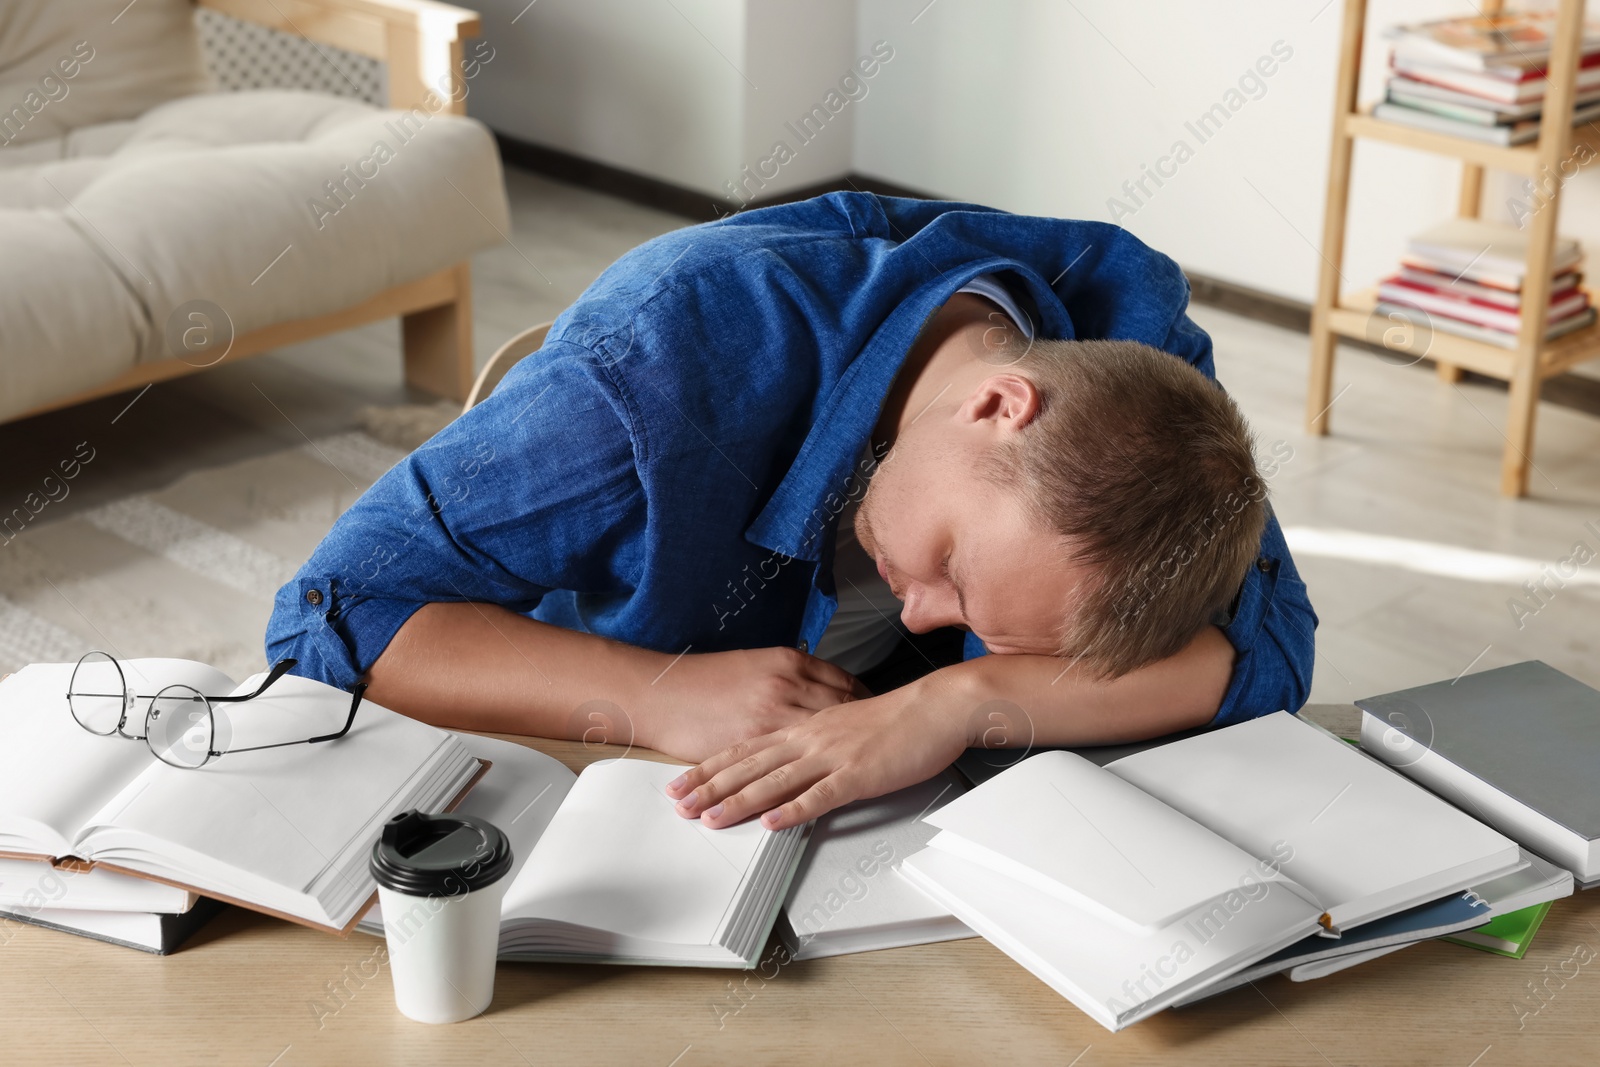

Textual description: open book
[0,660,481,933]
[901,712,1523,1030]
[360,734,808,968]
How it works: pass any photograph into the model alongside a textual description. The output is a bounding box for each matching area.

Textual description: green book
[1441,902,1553,959]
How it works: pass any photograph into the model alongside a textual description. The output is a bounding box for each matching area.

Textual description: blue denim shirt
[266,192,1316,725]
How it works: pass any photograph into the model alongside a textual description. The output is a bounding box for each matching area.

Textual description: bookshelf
[1307,0,1597,497]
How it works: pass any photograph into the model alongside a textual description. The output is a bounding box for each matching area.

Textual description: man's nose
[899,584,959,634]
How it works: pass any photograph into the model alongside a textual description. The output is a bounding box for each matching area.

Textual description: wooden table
[5,711,1600,1066]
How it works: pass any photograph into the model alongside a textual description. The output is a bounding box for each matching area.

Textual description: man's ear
[961,373,1042,435]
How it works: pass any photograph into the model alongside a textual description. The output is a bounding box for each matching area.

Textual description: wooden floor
[0,163,1597,701]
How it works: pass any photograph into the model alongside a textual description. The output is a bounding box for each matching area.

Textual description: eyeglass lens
[68,651,131,736]
[146,685,215,769]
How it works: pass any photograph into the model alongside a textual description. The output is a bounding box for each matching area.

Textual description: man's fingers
[664,731,782,807]
[696,753,826,829]
[799,655,863,700]
[758,773,856,831]
[793,679,854,711]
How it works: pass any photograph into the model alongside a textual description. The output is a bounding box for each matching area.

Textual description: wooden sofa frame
[15,0,487,422]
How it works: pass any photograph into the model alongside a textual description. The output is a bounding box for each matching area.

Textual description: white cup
[370,811,513,1024]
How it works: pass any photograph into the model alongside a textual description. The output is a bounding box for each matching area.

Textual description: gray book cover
[1356,661,1600,840]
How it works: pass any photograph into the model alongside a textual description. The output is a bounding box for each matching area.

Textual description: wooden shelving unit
[1308,0,1598,496]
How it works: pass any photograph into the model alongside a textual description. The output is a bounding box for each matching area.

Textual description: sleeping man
[265,192,1316,832]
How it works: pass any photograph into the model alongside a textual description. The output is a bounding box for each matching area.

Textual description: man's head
[855,334,1267,678]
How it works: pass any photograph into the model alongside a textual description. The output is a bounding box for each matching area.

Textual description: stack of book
[1377,217,1594,348]
[1376,12,1600,145]
[0,858,224,954]
[897,711,1552,1031]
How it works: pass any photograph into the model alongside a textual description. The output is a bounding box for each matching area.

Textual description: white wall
[469,0,749,197]
[468,0,1600,307]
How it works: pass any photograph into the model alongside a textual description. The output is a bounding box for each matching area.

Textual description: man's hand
[663,670,971,831]
[640,647,870,764]
[662,626,1235,830]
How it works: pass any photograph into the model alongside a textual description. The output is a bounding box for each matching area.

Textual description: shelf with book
[1326,285,1600,380]
[1344,105,1600,174]
[1308,0,1600,497]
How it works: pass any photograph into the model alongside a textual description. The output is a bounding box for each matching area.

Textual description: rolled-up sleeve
[1210,508,1317,725]
[265,342,644,690]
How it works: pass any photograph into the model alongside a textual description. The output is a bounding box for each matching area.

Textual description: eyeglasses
[66,651,366,770]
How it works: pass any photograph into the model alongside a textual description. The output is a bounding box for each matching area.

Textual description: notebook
[1358,661,1600,883]
[1443,901,1556,958]
[0,898,226,954]
[359,734,808,968]
[776,769,972,960]
[901,712,1523,1030]
[0,660,482,933]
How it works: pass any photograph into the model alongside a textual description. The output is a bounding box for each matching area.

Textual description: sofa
[0,0,511,423]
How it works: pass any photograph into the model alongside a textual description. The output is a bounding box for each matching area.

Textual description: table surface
[6,706,1600,1067]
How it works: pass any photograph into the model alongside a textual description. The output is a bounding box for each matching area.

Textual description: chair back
[464,321,553,411]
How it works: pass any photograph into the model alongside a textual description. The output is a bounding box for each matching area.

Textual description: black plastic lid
[369,810,513,897]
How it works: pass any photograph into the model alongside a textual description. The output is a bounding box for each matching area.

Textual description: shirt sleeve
[264,342,644,691]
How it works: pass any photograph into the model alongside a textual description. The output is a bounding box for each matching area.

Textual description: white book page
[1108,712,1519,927]
[361,733,576,931]
[502,759,771,947]
[925,751,1297,932]
[783,771,966,947]
[76,677,452,897]
[0,660,232,854]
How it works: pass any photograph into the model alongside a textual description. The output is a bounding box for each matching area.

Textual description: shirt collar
[744,262,1071,561]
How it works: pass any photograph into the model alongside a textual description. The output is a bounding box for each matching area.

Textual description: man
[266,192,1316,833]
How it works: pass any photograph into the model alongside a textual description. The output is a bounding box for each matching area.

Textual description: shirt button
[305,588,325,607]
[795,640,809,654]
[1256,557,1272,573]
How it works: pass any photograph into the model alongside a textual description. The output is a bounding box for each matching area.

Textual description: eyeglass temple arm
[206,682,366,757]
[309,683,366,744]
[207,659,299,703]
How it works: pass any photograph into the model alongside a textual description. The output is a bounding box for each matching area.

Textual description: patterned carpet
[0,403,456,682]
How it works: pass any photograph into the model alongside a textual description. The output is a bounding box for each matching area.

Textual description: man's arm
[365,601,865,759]
[666,625,1235,831]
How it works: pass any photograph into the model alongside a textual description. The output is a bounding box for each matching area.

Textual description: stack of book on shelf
[1377,217,1594,348]
[1377,12,1600,145]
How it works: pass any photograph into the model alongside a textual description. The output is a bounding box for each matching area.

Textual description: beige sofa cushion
[0,89,510,420]
[0,0,210,149]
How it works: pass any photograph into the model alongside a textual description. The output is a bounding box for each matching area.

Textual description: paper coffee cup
[370,810,513,1024]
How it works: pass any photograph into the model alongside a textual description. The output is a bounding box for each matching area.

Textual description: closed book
[1368,100,1600,146]
[1358,660,1600,883]
[1390,55,1600,104]
[1405,218,1584,284]
[1373,301,1596,348]
[1387,14,1600,73]
[0,897,226,954]
[901,713,1522,1031]
[1443,901,1555,958]
[1395,265,1581,306]
[0,855,197,914]
[1376,278,1589,332]
[1384,75,1600,120]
